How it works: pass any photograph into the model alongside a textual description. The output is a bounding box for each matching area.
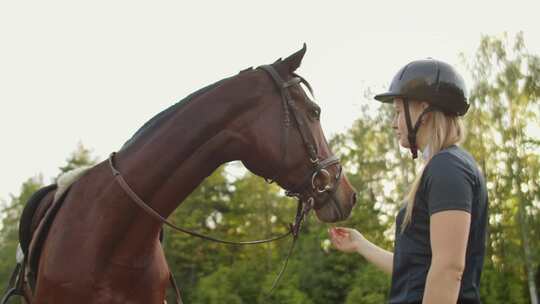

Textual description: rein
[109,152,299,245]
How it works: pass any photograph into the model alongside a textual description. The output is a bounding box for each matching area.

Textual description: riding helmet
[374,58,469,116]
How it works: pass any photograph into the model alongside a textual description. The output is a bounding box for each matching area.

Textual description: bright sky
[1,0,539,203]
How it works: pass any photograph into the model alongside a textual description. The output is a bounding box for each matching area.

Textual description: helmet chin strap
[402,98,436,159]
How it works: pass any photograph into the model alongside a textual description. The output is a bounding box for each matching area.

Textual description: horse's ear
[282,43,307,73]
[273,57,282,64]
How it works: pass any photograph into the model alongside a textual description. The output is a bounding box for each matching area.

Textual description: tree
[462,32,540,304]
[345,264,390,304]
[57,142,99,176]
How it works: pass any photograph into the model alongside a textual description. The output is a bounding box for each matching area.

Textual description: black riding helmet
[374,58,469,158]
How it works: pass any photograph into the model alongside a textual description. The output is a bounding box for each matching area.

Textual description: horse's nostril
[351,193,357,206]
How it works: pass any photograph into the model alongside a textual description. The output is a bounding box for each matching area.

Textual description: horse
[7,44,357,304]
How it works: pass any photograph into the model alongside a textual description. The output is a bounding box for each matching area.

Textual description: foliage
[461,32,540,303]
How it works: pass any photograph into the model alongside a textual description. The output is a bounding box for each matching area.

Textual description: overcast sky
[1,0,539,202]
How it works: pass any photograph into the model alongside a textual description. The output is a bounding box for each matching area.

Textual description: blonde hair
[400,107,464,233]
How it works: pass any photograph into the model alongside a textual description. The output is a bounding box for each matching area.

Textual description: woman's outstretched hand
[329,227,394,275]
[328,227,365,253]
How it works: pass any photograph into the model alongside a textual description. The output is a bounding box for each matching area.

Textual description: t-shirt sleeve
[424,153,474,216]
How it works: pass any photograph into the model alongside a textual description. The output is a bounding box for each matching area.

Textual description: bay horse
[8,45,357,304]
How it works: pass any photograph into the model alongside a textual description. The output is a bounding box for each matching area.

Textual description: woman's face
[392,98,429,148]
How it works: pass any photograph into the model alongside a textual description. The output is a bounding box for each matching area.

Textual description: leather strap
[109,153,294,246]
[403,99,436,159]
[258,65,340,196]
[0,263,26,304]
[169,271,183,304]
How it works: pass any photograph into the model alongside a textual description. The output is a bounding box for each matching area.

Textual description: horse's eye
[336,166,342,181]
[311,109,321,120]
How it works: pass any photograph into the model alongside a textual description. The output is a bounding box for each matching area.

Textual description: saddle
[19,184,58,259]
[19,183,71,290]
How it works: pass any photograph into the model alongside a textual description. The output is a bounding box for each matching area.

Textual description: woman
[329,59,488,304]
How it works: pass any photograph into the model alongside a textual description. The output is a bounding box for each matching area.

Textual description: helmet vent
[434,60,441,92]
[399,63,410,80]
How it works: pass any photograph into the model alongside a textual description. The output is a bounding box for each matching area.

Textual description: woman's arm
[423,210,471,304]
[356,234,394,275]
[329,227,393,275]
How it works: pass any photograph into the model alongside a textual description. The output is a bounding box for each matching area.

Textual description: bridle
[258,65,344,218]
[106,64,344,303]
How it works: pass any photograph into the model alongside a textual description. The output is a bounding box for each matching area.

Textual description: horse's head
[239,44,357,223]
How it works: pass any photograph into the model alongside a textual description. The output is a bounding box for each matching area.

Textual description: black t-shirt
[389,145,489,304]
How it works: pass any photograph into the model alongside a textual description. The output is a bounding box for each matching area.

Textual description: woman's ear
[420,101,431,111]
[419,101,431,124]
[421,112,431,124]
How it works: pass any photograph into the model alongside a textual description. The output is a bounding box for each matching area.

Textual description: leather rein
[107,65,342,301]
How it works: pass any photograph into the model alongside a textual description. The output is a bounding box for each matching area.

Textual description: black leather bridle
[258,65,344,219]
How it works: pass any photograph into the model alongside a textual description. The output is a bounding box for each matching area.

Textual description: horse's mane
[120,77,230,150]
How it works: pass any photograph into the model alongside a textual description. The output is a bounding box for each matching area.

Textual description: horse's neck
[118,78,253,225]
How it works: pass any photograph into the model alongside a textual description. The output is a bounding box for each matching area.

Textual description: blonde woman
[329,59,488,304]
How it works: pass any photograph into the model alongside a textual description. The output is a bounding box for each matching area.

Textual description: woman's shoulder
[425,145,480,181]
[429,145,475,167]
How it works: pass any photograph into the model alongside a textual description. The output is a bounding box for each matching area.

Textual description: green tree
[192,266,243,304]
[345,264,390,304]
[462,32,540,303]
[164,166,299,303]
[57,142,99,176]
